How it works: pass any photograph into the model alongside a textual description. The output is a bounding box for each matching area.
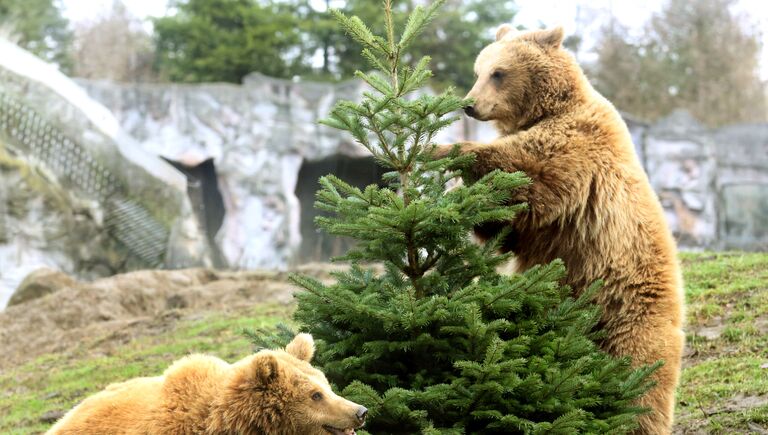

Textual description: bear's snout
[464,105,477,118]
[355,405,368,423]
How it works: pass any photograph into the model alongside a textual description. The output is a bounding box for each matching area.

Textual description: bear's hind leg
[605,318,684,435]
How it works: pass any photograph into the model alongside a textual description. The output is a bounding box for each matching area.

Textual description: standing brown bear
[436,25,684,434]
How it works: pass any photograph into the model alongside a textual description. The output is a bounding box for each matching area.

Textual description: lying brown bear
[47,334,367,434]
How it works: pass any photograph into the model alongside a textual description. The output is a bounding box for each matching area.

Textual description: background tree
[0,0,72,71]
[590,19,674,123]
[323,0,516,91]
[72,1,156,82]
[252,1,658,432]
[153,0,306,83]
[152,0,515,89]
[591,0,766,126]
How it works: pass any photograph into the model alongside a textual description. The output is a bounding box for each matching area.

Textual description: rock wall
[79,75,768,256]
[626,110,768,250]
[78,74,360,269]
[0,41,210,308]
[711,124,768,249]
[78,73,490,269]
[634,111,719,248]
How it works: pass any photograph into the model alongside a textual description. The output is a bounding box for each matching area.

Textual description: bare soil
[0,264,345,371]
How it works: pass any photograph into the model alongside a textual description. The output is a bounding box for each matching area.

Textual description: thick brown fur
[47,334,367,435]
[436,26,684,434]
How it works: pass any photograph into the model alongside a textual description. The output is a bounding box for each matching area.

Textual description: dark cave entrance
[295,154,386,263]
[164,158,226,267]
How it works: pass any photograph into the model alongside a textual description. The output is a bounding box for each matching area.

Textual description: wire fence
[0,91,169,266]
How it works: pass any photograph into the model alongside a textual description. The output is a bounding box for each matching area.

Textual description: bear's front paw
[431,144,459,159]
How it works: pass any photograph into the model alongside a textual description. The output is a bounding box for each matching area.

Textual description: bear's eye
[491,70,504,80]
[311,392,323,401]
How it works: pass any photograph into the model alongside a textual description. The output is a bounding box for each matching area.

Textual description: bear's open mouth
[322,425,357,435]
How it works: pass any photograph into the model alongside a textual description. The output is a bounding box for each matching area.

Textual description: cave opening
[295,154,386,263]
[164,158,226,267]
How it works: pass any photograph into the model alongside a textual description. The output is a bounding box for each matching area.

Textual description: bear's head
[215,333,367,435]
[464,25,586,133]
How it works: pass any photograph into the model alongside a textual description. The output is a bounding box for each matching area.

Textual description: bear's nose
[464,105,476,117]
[355,406,368,422]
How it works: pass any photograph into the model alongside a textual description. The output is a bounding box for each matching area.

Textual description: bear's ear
[495,24,515,41]
[285,333,315,362]
[530,26,564,49]
[253,353,280,384]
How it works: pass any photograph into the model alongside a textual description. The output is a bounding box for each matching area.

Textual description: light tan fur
[47,334,367,435]
[436,26,684,434]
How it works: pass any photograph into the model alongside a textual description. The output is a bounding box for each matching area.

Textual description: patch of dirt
[674,395,768,434]
[692,324,725,340]
[680,252,742,265]
[0,264,348,371]
[717,394,768,413]
[756,317,768,335]
[684,310,768,368]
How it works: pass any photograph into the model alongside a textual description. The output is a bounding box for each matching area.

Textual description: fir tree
[252,1,659,433]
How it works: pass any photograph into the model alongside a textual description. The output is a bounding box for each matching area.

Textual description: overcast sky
[61,0,768,79]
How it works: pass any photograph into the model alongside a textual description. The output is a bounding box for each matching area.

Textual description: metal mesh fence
[0,91,169,266]
[0,179,6,244]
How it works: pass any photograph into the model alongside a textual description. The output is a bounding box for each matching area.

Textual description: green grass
[676,252,768,434]
[2,252,767,434]
[0,304,291,434]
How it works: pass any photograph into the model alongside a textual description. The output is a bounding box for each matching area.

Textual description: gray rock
[39,409,65,424]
